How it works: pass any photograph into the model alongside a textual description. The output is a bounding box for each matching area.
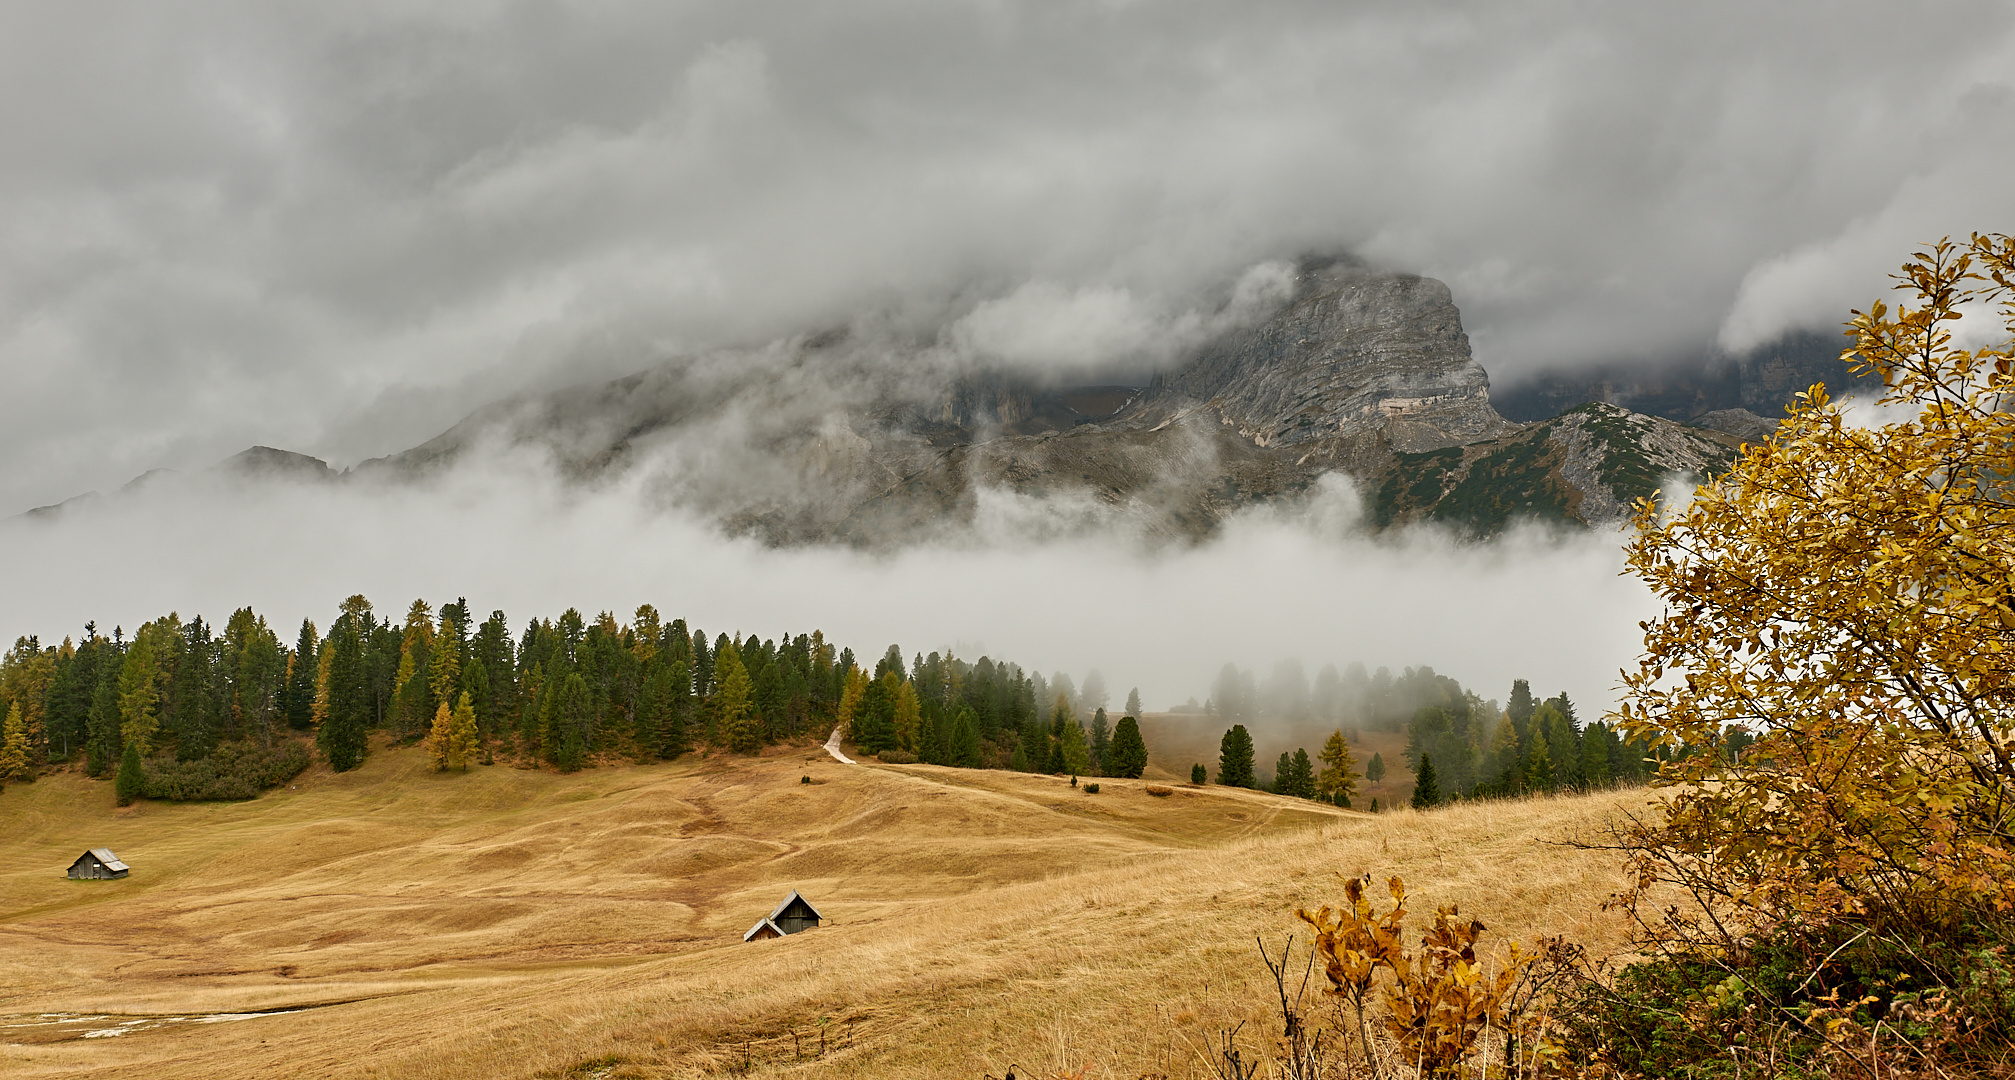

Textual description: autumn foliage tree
[1603,233,2015,1068]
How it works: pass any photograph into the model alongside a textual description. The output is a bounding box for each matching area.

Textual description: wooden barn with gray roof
[68,848,129,880]
[743,890,821,942]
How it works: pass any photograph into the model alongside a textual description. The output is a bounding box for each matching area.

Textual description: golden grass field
[0,732,1651,1079]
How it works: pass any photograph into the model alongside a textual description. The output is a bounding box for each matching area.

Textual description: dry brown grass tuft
[0,742,1645,1078]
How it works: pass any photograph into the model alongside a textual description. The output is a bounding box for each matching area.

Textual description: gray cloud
[0,462,1650,719]
[4,1,2013,515]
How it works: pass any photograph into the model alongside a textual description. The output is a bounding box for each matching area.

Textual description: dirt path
[822,726,855,765]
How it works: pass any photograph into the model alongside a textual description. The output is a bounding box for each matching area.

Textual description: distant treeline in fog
[0,596,1152,803]
[1195,660,1656,807]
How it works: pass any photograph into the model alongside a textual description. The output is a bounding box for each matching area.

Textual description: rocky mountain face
[20,262,1758,542]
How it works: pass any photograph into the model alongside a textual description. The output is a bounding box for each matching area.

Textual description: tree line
[1197,675,1658,811]
[0,594,1151,801]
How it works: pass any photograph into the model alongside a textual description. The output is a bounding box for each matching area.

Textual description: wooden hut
[68,848,129,880]
[742,889,821,942]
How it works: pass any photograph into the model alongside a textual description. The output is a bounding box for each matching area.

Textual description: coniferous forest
[0,594,1157,804]
[1193,660,1658,807]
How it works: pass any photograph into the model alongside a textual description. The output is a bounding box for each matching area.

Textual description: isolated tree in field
[1191,762,1207,784]
[1218,724,1256,788]
[1125,687,1142,719]
[1617,233,2015,941]
[1106,714,1148,778]
[1365,752,1386,783]
[1317,729,1358,805]
[1411,753,1440,809]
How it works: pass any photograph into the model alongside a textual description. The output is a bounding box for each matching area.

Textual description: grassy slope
[0,740,1645,1079]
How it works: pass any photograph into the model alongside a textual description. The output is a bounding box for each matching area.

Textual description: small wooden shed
[742,889,821,942]
[68,848,129,880]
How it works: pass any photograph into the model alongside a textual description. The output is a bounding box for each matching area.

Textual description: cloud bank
[3,2,2014,513]
[0,465,1652,721]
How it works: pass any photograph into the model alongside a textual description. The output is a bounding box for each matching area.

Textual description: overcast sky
[3,1,2012,511]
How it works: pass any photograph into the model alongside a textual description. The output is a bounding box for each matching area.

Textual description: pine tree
[1088,707,1110,776]
[554,672,591,771]
[0,702,31,781]
[1525,729,1555,792]
[716,644,760,754]
[1317,729,1359,805]
[283,620,319,730]
[1411,753,1441,809]
[1191,763,1207,784]
[318,616,371,773]
[1217,724,1257,788]
[950,705,982,768]
[1288,748,1316,799]
[661,659,692,757]
[1125,687,1142,719]
[1365,752,1387,783]
[1107,715,1148,778]
[115,739,145,805]
[1272,751,1294,794]
[427,702,454,771]
[447,691,479,771]
[1059,712,1090,776]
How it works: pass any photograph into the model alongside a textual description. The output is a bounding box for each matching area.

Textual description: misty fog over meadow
[4,2,2013,722]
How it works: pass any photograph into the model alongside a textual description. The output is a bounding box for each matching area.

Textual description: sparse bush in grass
[140,740,311,801]
[1265,874,1577,1078]
[1144,784,1171,797]
[875,749,917,764]
[1083,782,1099,794]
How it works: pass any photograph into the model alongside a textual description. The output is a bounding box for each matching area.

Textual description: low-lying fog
[0,459,1653,717]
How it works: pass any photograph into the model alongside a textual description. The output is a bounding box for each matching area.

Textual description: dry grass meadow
[0,732,1652,1079]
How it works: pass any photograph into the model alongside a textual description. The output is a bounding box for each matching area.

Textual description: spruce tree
[1088,707,1110,776]
[1411,753,1441,809]
[1191,762,1207,784]
[1288,748,1316,799]
[1365,752,1387,782]
[1125,687,1142,719]
[1107,715,1148,778]
[86,670,119,778]
[715,644,759,754]
[1059,713,1090,776]
[661,659,692,757]
[950,705,982,768]
[318,617,370,773]
[115,739,145,805]
[1272,751,1294,794]
[1526,730,1554,792]
[1217,724,1257,788]
[555,672,591,771]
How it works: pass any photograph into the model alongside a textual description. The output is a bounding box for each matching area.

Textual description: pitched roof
[86,848,129,872]
[766,889,821,923]
[742,918,785,942]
